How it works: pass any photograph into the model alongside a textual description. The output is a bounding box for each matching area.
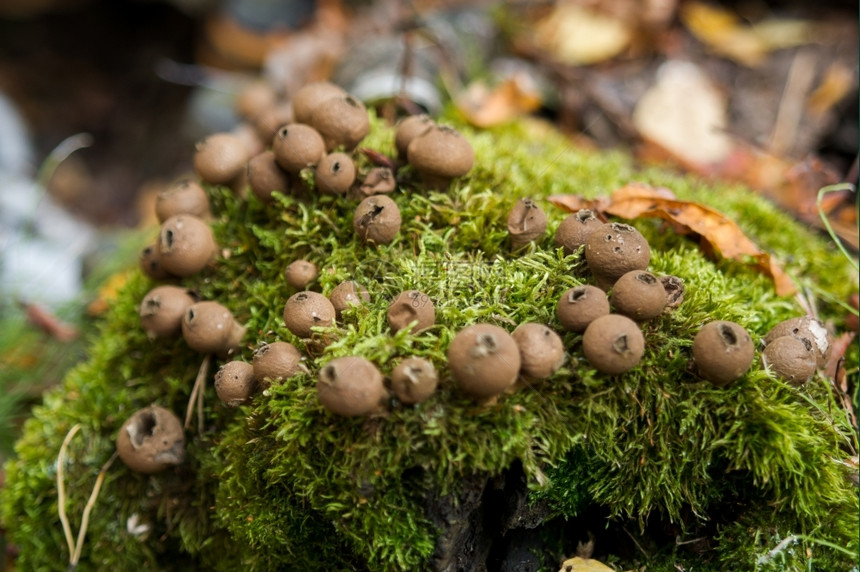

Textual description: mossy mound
[3,114,857,571]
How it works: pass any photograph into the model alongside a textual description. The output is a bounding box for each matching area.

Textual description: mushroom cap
[387,290,435,334]
[284,259,319,289]
[692,320,754,386]
[283,291,336,338]
[507,198,548,249]
[316,356,385,416]
[511,323,565,379]
[214,360,258,407]
[309,94,370,152]
[182,301,245,354]
[584,223,651,289]
[554,209,603,255]
[252,341,302,384]
[235,79,278,121]
[764,315,831,368]
[609,270,668,321]
[116,405,185,474]
[391,357,439,405]
[762,335,817,385]
[394,114,435,158]
[272,123,326,173]
[358,167,397,197]
[155,178,210,223]
[447,323,521,399]
[193,132,251,185]
[557,284,610,333]
[247,150,291,203]
[292,81,347,125]
[406,125,475,184]
[139,285,197,339]
[157,215,217,278]
[252,101,294,144]
[315,152,356,195]
[353,195,402,245]
[140,243,171,280]
[582,314,645,375]
[329,280,370,318]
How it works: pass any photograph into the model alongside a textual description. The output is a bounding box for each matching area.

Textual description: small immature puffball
[292,81,347,124]
[193,132,250,185]
[407,125,475,188]
[315,152,356,195]
[309,94,370,152]
[762,336,816,385]
[582,314,645,375]
[283,291,336,338]
[387,290,435,334]
[391,357,439,405]
[116,405,185,474]
[247,150,291,203]
[140,243,171,280]
[394,114,435,158]
[511,323,565,379]
[235,79,278,121]
[353,195,402,245]
[317,356,386,416]
[182,301,246,355]
[139,285,197,339]
[284,259,319,289]
[692,320,754,387]
[252,101,294,144]
[557,284,610,333]
[764,315,832,368]
[609,270,668,321]
[214,360,257,407]
[358,167,396,197]
[585,222,651,290]
[157,215,217,278]
[272,123,326,173]
[252,341,302,384]
[507,198,547,249]
[155,178,210,223]
[329,280,370,318]
[448,323,521,399]
[554,209,603,255]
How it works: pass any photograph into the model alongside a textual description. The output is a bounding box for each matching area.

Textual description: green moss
[2,112,857,571]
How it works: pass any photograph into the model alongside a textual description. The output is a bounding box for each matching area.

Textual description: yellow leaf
[534,3,631,66]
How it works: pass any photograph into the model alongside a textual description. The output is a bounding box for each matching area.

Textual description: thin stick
[57,424,81,559]
[185,354,212,430]
[70,451,118,566]
[817,183,859,274]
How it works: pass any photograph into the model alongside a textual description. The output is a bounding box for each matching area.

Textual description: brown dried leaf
[457,75,542,129]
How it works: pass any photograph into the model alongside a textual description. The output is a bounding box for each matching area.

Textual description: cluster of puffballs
[116,79,833,474]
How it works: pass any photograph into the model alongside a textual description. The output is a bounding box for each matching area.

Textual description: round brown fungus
[309,94,370,152]
[609,270,668,321]
[315,152,356,195]
[585,222,651,290]
[283,291,336,338]
[139,285,197,339]
[391,357,439,405]
[247,150,291,203]
[155,178,210,223]
[406,125,475,189]
[582,314,645,375]
[284,259,319,289]
[272,123,326,173]
[691,320,754,387]
[762,336,816,385]
[116,405,185,475]
[193,132,250,185]
[507,198,547,250]
[764,315,831,368]
[181,301,246,356]
[448,323,522,399]
[157,215,217,278]
[554,209,603,255]
[387,290,435,334]
[316,356,386,416]
[252,341,302,384]
[329,280,370,319]
[511,323,565,379]
[353,195,402,245]
[557,284,610,333]
[214,361,258,407]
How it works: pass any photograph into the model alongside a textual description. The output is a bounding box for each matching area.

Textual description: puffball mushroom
[358,167,396,197]
[284,259,319,289]
[116,405,185,474]
[139,243,171,280]
[609,270,668,321]
[329,280,370,319]
[309,94,370,152]
[554,209,603,255]
[585,222,651,290]
[247,150,291,203]
[582,314,645,375]
[272,123,326,173]
[391,357,439,405]
[139,285,197,339]
[193,132,250,185]
[511,323,565,379]
[507,198,547,250]
[283,291,336,338]
[762,336,817,385]
[394,114,435,158]
[181,301,246,355]
[387,290,435,334]
[155,178,210,223]
[692,320,754,386]
[315,152,356,195]
[448,323,521,399]
[291,81,347,125]
[406,125,475,189]
[214,360,257,407]
[764,315,832,368]
[353,195,402,245]
[557,285,610,333]
[157,215,217,278]
[316,356,386,416]
[252,341,302,384]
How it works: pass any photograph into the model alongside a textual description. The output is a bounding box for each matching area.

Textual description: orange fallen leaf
[457,75,542,128]
[549,182,798,296]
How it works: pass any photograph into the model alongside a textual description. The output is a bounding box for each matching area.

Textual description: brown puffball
[139,285,197,339]
[317,356,386,416]
[358,167,397,197]
[329,280,370,318]
[762,336,817,385]
[252,341,302,384]
[554,209,603,255]
[155,178,210,223]
[235,79,278,121]
[292,81,347,125]
[315,152,356,195]
[394,114,435,158]
[193,132,250,185]
[448,323,521,399]
[353,195,402,245]
[182,301,246,355]
[391,357,439,405]
[764,315,831,368]
[507,198,547,250]
[557,284,610,333]
[309,94,370,152]
[692,320,754,387]
[214,361,257,407]
[387,290,435,334]
[284,259,319,289]
[157,215,217,278]
[511,323,565,379]
[247,150,291,203]
[582,314,645,375]
[272,123,326,173]
[283,291,335,338]
[407,125,475,188]
[140,243,171,280]
[585,222,651,290]
[116,405,185,474]
[610,270,668,321]
[252,101,294,144]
